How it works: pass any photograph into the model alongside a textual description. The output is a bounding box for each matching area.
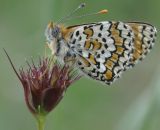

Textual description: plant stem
[37,115,46,130]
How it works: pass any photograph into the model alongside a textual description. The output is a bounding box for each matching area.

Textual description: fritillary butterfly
[45,3,157,85]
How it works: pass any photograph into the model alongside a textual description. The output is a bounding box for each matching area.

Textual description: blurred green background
[0,0,159,130]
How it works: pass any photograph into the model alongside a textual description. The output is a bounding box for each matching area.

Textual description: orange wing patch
[110,53,119,63]
[84,40,102,50]
[92,40,102,50]
[105,60,115,70]
[128,24,143,62]
[104,70,113,80]
[88,54,97,65]
[83,27,94,38]
[116,46,125,55]
[84,40,91,50]
[61,25,77,41]
[110,23,124,46]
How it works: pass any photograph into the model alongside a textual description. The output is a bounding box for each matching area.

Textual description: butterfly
[45,3,157,85]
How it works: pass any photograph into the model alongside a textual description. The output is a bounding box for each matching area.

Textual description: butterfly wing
[67,21,157,85]
[127,22,157,65]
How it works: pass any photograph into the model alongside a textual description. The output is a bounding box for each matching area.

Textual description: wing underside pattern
[67,21,157,85]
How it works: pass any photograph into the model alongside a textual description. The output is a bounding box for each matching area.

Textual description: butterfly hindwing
[68,21,136,85]
[66,21,157,85]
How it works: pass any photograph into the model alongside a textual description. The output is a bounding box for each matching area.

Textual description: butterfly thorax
[45,22,76,64]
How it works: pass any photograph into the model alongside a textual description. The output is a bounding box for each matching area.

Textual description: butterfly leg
[64,51,77,67]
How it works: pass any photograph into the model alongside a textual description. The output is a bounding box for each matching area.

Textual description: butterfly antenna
[63,9,108,22]
[57,3,86,24]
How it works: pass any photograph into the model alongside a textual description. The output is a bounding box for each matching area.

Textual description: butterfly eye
[45,25,60,43]
[52,26,60,38]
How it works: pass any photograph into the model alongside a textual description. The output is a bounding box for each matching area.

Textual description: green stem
[37,115,46,130]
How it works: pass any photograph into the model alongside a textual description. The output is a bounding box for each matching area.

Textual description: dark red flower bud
[4,50,81,117]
